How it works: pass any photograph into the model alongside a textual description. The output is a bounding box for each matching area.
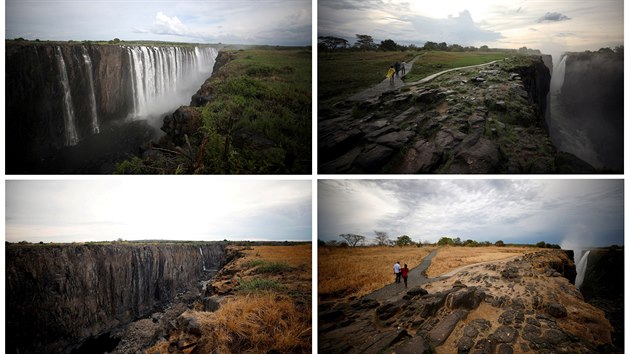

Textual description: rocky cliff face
[550,51,623,171]
[6,42,217,172]
[319,250,615,353]
[6,243,227,353]
[319,55,594,173]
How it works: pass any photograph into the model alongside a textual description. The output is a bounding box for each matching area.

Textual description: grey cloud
[537,12,571,23]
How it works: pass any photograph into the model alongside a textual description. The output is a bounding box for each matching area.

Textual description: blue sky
[319,0,623,53]
[6,0,312,45]
[6,179,312,243]
[318,179,624,248]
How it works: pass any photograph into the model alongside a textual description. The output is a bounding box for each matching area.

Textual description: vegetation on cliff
[148,244,311,353]
[116,47,312,174]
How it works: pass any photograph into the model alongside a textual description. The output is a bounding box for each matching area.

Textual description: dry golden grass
[193,294,311,353]
[147,244,312,354]
[426,246,535,277]
[318,246,436,299]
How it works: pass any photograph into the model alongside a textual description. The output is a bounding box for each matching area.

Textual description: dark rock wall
[6,44,133,151]
[512,56,551,128]
[6,243,227,353]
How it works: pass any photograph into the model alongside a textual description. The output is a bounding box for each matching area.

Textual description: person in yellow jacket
[386,65,395,85]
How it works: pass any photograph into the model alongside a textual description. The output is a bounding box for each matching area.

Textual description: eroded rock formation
[319,55,594,173]
[6,243,227,353]
[319,250,616,353]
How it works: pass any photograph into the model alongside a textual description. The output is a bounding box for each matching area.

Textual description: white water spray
[550,54,567,95]
[82,47,100,134]
[575,250,590,289]
[125,46,218,118]
[199,247,207,271]
[56,47,79,146]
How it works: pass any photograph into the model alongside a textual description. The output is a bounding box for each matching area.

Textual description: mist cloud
[537,12,571,23]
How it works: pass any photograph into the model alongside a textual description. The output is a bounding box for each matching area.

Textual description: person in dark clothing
[394,61,400,77]
[401,264,409,288]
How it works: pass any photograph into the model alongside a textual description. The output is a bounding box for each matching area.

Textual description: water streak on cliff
[575,250,590,289]
[82,47,100,134]
[56,46,80,146]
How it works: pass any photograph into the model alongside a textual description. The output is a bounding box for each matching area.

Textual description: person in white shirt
[393,261,401,283]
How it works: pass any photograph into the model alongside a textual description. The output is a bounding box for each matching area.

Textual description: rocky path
[319,250,612,354]
[365,249,446,302]
[347,55,421,101]
[347,57,498,102]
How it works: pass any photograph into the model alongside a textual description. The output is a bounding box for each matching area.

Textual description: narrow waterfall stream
[56,46,80,146]
[575,250,590,289]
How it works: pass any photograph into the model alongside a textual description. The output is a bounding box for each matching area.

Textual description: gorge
[6,242,228,353]
[6,42,218,173]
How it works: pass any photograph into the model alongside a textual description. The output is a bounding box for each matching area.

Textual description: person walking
[386,65,396,85]
[394,62,401,77]
[393,261,401,283]
[401,61,406,76]
[401,264,409,288]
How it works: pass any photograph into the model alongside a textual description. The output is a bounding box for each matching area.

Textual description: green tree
[479,45,489,51]
[423,41,438,51]
[379,39,399,51]
[495,240,505,247]
[396,235,413,247]
[438,42,448,51]
[339,233,366,247]
[437,237,454,246]
[354,34,376,50]
[318,36,349,51]
[536,241,546,248]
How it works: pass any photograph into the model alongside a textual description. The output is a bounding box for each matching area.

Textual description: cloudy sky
[319,0,623,53]
[6,179,312,243]
[6,0,311,45]
[319,179,623,248]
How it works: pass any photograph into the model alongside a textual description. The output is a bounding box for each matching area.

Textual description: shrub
[237,278,286,294]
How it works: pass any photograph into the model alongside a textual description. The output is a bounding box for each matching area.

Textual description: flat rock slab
[428,309,468,345]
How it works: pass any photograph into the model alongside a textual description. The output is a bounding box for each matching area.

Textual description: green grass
[200,49,312,174]
[237,278,286,294]
[318,51,417,107]
[318,50,512,108]
[402,51,511,82]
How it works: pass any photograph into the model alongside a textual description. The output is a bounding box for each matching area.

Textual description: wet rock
[397,140,440,173]
[428,309,468,345]
[161,106,203,146]
[353,298,379,310]
[448,137,499,173]
[364,125,397,140]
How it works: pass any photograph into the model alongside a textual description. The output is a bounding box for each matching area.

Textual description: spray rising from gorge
[6,42,218,173]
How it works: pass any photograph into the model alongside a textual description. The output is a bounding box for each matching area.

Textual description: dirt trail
[347,58,499,102]
[347,55,421,101]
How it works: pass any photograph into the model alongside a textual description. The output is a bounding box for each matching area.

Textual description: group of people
[393,261,409,287]
[386,61,407,84]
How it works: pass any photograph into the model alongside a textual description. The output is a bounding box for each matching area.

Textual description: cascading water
[199,247,207,271]
[82,47,100,134]
[126,46,218,118]
[547,54,599,167]
[575,250,590,289]
[56,47,80,146]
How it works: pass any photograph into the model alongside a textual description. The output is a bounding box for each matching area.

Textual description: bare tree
[339,233,366,247]
[374,230,391,246]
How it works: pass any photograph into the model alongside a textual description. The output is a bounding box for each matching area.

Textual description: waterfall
[125,46,218,118]
[55,47,79,146]
[550,54,567,95]
[82,47,100,134]
[575,250,590,289]
[199,247,207,271]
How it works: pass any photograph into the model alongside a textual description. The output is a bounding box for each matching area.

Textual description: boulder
[546,302,568,318]
[490,325,518,344]
[161,106,203,146]
[428,309,468,345]
[406,287,429,297]
[355,144,394,171]
[395,335,431,354]
[446,287,486,310]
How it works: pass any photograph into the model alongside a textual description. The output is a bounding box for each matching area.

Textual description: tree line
[319,231,560,249]
[318,34,542,54]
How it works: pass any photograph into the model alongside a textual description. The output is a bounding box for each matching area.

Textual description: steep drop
[6,42,218,173]
[6,242,228,353]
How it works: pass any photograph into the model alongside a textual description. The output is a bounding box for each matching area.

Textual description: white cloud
[318,180,623,247]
